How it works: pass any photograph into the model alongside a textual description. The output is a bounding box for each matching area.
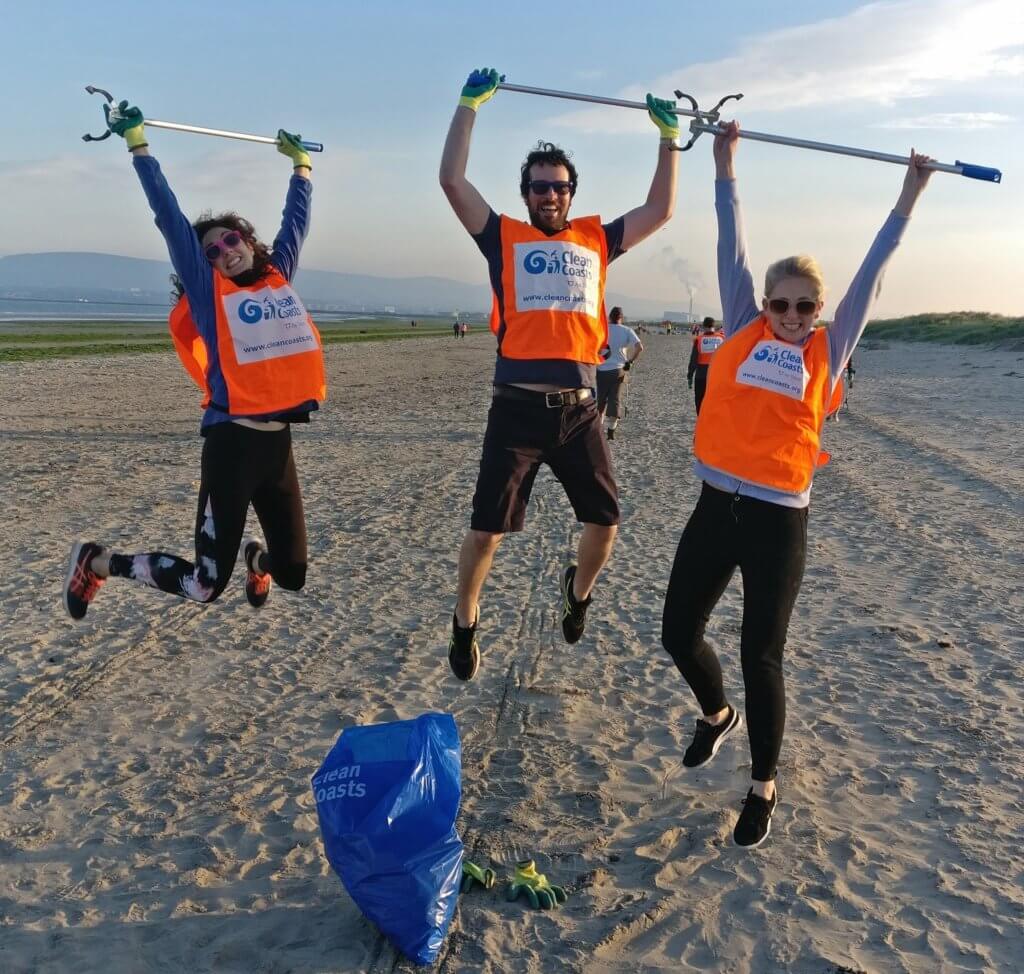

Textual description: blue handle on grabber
[956,161,1001,183]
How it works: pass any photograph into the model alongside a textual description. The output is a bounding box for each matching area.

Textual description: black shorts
[596,368,627,418]
[470,391,620,533]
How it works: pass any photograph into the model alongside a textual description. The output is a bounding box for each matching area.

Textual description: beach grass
[0,317,471,362]
[865,312,1024,346]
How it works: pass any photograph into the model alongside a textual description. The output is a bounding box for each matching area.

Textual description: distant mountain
[0,252,676,319]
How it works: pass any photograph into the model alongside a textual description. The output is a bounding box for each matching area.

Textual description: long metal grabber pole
[686,122,999,181]
[497,82,722,122]
[496,82,1001,183]
[82,85,324,152]
[141,119,324,152]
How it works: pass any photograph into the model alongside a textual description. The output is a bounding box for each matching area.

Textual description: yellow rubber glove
[105,100,147,150]
[459,68,503,111]
[460,860,497,894]
[277,129,312,170]
[646,94,680,142]
[505,859,568,910]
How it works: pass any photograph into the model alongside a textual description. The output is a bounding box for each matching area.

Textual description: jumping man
[439,67,680,680]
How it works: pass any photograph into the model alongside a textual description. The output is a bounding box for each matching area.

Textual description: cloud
[875,112,1015,129]
[658,246,704,296]
[548,0,1024,134]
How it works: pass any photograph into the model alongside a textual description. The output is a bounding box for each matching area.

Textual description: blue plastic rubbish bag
[312,712,463,966]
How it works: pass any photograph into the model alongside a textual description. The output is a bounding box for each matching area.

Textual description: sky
[2,0,1022,319]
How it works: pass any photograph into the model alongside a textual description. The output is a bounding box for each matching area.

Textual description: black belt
[493,384,592,409]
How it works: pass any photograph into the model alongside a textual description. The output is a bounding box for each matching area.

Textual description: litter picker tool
[81,86,324,153]
[497,82,1001,183]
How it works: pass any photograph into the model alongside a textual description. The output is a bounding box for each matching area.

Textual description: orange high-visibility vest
[490,215,608,364]
[694,317,833,494]
[168,269,326,415]
[695,330,725,366]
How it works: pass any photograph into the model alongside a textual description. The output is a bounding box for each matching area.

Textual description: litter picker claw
[496,82,1001,183]
[81,86,324,153]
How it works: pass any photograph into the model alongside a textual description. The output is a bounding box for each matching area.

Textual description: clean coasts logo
[522,248,595,280]
[223,284,318,364]
[312,763,366,802]
[514,241,599,317]
[237,293,306,325]
[737,341,808,399]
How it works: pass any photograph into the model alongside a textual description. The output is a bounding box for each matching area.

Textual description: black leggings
[108,422,307,602]
[661,483,807,780]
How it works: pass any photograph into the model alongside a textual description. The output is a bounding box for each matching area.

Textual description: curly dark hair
[609,306,624,323]
[519,141,578,199]
[170,211,273,300]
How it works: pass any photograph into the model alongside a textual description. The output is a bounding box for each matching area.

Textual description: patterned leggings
[108,422,307,602]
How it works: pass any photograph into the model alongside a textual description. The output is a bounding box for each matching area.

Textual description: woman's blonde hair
[764,255,826,302]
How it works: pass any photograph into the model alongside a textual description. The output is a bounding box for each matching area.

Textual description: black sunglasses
[528,180,573,196]
[767,298,818,315]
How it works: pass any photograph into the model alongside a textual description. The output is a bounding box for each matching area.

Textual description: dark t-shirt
[473,209,626,388]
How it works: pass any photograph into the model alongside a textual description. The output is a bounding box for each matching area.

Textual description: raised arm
[713,121,759,336]
[439,69,501,236]
[271,130,313,281]
[827,150,934,383]
[617,95,680,252]
[109,101,212,306]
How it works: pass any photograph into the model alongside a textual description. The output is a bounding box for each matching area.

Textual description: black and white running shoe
[448,611,480,681]
[682,705,742,769]
[733,788,778,849]
[560,564,592,644]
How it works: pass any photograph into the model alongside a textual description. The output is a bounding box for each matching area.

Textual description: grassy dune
[865,312,1024,346]
[0,317,468,363]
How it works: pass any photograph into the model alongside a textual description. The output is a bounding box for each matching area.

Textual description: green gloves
[505,859,568,910]
[277,129,311,170]
[460,860,496,894]
[459,68,503,111]
[105,100,147,150]
[646,93,680,142]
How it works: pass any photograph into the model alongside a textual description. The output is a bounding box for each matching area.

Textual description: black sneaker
[606,426,615,441]
[448,611,480,681]
[244,539,272,608]
[560,565,592,644]
[733,788,778,848]
[682,706,742,769]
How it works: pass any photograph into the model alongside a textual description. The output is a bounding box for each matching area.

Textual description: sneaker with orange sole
[244,539,272,608]
[63,541,106,620]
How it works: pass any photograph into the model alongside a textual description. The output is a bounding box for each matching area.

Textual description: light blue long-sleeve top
[694,178,909,508]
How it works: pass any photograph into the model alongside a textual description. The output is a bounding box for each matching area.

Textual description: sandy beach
[1,334,1022,973]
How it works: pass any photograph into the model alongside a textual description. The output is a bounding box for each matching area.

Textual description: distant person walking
[660,120,933,848]
[454,321,461,338]
[597,306,643,441]
[63,100,325,620]
[460,321,468,338]
[687,316,725,414]
[439,66,680,681]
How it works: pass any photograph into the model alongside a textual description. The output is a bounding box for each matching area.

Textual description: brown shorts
[596,368,627,418]
[470,390,620,534]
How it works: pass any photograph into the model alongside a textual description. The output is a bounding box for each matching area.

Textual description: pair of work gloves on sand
[459,67,682,140]
[461,858,569,911]
[103,100,312,169]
